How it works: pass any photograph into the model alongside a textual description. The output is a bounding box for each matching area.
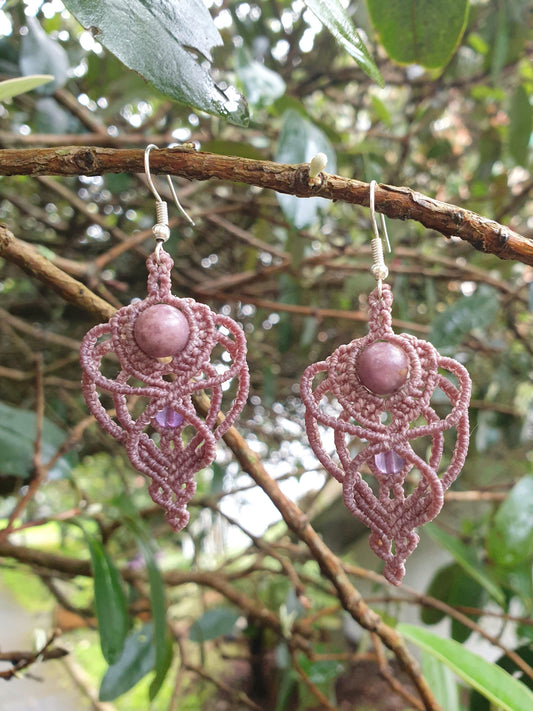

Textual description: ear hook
[369,180,390,294]
[144,143,195,231]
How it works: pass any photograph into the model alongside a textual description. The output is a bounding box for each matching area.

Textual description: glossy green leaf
[303,0,383,86]
[19,17,69,93]
[425,524,505,606]
[0,401,73,481]
[487,474,533,568]
[400,624,533,711]
[99,623,156,701]
[421,649,460,711]
[236,47,286,110]
[366,0,469,69]
[421,563,456,626]
[62,0,249,126]
[448,568,485,643]
[422,562,484,641]
[0,74,54,101]
[87,536,129,666]
[189,607,240,643]
[276,109,337,228]
[429,286,499,350]
[509,85,532,166]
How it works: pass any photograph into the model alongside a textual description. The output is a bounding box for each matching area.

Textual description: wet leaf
[62,0,249,125]
[367,0,469,69]
[303,0,383,86]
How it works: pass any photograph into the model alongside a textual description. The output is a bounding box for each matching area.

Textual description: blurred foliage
[0,0,533,709]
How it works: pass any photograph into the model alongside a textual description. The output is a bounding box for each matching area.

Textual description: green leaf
[487,474,533,568]
[421,563,456,625]
[62,0,249,126]
[19,17,69,93]
[99,623,156,701]
[87,535,129,666]
[0,401,73,481]
[429,286,499,350]
[399,624,533,711]
[509,85,532,166]
[189,607,240,643]
[276,108,337,228]
[114,499,170,699]
[0,74,54,101]
[421,649,460,711]
[366,0,469,69]
[236,47,286,110]
[448,568,485,643]
[136,538,168,698]
[425,524,505,606]
[303,0,383,86]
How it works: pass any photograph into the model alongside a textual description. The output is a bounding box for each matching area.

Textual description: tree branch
[1,146,532,265]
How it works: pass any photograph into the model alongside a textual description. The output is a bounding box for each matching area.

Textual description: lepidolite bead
[374,450,405,474]
[356,340,408,395]
[134,304,190,358]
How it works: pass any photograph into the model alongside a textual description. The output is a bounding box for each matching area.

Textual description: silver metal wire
[144,144,195,227]
[369,180,390,295]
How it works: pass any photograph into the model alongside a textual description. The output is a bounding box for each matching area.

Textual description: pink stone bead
[374,450,405,475]
[133,304,190,358]
[356,340,408,395]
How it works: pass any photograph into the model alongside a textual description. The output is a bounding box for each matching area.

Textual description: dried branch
[0,630,67,681]
[0,147,531,265]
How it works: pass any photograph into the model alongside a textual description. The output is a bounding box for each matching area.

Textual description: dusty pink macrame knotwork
[301,284,471,584]
[80,249,249,530]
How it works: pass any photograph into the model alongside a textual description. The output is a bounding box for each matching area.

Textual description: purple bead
[374,450,405,475]
[154,406,183,428]
[356,340,409,395]
[134,304,190,358]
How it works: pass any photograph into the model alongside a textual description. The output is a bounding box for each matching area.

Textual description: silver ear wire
[369,180,390,295]
[144,144,195,260]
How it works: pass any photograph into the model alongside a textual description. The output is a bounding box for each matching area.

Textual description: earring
[300,181,471,585]
[80,145,249,531]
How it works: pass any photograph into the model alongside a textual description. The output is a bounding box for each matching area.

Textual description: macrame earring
[80,145,249,530]
[300,181,471,585]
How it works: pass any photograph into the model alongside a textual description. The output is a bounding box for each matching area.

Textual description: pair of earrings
[80,152,471,584]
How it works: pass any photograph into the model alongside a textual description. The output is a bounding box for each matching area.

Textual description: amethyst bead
[155,406,183,428]
[356,340,409,395]
[374,450,405,475]
[134,304,190,358]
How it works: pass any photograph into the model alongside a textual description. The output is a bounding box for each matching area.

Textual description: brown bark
[0,146,531,265]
